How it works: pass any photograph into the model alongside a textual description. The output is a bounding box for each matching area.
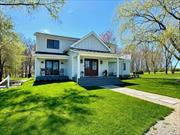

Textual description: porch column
[77,54,80,81]
[116,58,119,78]
[70,56,74,79]
[34,57,39,77]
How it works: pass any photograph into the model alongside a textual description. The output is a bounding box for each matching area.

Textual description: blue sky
[2,0,121,41]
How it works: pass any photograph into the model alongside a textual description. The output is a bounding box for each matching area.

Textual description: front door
[84,59,98,76]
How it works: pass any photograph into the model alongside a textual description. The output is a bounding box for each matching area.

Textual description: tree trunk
[165,67,168,74]
[171,61,179,74]
[145,60,150,74]
[25,64,28,77]
[165,58,168,74]
[0,66,3,82]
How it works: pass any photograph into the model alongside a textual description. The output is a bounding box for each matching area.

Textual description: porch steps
[78,77,122,87]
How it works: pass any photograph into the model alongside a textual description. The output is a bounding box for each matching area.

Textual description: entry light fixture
[80,59,83,63]
[100,60,103,64]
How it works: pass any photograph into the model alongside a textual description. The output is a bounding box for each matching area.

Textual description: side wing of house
[34,33,79,79]
[35,32,79,53]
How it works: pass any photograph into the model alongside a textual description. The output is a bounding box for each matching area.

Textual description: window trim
[47,39,59,49]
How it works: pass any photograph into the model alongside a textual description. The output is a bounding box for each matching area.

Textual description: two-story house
[34,31,131,86]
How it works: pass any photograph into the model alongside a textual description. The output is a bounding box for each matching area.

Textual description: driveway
[110,87,180,135]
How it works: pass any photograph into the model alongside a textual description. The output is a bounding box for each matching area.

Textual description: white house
[34,31,131,86]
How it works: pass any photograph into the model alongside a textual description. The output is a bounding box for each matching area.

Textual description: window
[123,63,126,71]
[92,61,97,70]
[45,60,59,75]
[85,61,90,68]
[47,39,59,49]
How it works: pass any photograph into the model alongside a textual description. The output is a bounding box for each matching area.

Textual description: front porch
[34,53,70,81]
[70,50,131,82]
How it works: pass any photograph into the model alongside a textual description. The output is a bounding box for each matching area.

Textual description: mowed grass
[0,80,172,135]
[122,72,180,99]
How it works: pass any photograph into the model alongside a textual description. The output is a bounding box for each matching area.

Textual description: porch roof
[70,49,124,59]
[34,52,69,59]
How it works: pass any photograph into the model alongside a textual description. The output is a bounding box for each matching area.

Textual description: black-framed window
[45,60,59,75]
[47,39,59,49]
[123,63,126,71]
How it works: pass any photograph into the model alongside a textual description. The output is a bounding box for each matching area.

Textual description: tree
[117,0,180,61]
[0,0,65,19]
[0,13,25,81]
[21,37,35,78]
[100,31,116,43]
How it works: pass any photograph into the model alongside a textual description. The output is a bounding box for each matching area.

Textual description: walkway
[111,87,180,135]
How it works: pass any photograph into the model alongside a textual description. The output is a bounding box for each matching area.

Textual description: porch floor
[78,76,122,87]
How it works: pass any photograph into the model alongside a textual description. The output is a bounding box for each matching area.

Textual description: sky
[2,0,121,42]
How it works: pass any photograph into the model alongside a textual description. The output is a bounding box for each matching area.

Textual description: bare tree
[21,37,35,78]
[117,0,180,60]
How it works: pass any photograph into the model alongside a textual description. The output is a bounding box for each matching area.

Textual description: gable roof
[70,31,111,52]
[34,32,80,41]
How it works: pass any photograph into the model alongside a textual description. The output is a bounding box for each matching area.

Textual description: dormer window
[47,39,59,49]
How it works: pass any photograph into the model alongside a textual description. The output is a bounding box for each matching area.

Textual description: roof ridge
[34,32,80,40]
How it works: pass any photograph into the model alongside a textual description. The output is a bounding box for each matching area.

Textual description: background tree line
[116,0,179,74]
[0,0,64,81]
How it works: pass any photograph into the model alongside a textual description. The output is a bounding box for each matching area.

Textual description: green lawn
[122,72,180,99]
[0,80,172,135]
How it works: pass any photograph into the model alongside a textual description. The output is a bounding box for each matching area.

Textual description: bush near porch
[0,79,172,135]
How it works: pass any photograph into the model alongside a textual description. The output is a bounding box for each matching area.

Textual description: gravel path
[110,87,180,135]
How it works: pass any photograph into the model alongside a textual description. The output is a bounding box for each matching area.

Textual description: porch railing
[0,75,10,88]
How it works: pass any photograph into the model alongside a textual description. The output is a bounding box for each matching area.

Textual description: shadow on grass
[83,86,105,90]
[33,80,71,86]
[121,81,138,87]
[0,88,100,135]
[121,78,180,87]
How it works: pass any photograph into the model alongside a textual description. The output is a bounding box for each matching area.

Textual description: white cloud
[40,29,51,34]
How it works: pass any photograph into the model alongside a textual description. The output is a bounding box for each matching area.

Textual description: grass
[10,77,31,81]
[0,79,172,135]
[122,72,180,99]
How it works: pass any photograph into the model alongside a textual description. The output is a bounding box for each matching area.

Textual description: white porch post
[71,56,74,79]
[34,57,38,78]
[77,54,80,82]
[116,58,119,78]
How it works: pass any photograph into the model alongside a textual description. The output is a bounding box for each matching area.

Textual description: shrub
[133,71,144,74]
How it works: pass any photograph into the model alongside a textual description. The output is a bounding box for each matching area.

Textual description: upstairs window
[47,39,59,49]
[123,63,126,71]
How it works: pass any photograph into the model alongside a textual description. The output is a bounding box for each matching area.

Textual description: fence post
[7,75,10,88]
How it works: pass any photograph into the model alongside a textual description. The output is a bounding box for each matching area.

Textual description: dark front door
[84,59,98,76]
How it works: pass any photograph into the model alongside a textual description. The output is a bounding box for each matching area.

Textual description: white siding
[108,62,116,75]
[73,35,109,52]
[35,58,44,77]
[99,59,108,76]
[36,34,77,53]
[120,61,131,75]
[60,60,67,75]
[73,57,77,78]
